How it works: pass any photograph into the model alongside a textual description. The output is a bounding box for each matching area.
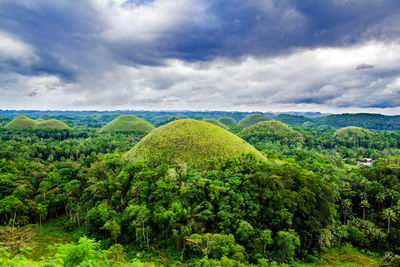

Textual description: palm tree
[376,192,386,212]
[360,199,370,220]
[341,199,352,224]
[383,208,397,233]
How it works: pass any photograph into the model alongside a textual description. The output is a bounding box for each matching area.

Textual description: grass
[202,118,229,129]
[3,115,70,130]
[125,119,265,169]
[0,220,72,261]
[312,244,381,267]
[237,114,273,128]
[99,115,154,133]
[218,117,236,126]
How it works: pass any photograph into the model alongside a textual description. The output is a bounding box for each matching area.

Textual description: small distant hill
[333,126,374,147]
[125,119,265,169]
[239,120,301,146]
[315,113,400,131]
[218,117,236,127]
[276,114,313,126]
[3,115,70,130]
[99,115,154,133]
[334,126,372,139]
[237,114,273,128]
[202,118,229,129]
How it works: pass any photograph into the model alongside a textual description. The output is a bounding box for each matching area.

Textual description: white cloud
[1,38,400,114]
[92,0,216,43]
[0,31,38,64]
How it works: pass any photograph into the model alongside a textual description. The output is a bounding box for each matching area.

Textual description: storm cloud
[0,0,400,113]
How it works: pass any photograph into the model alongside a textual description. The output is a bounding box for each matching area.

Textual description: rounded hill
[4,115,70,130]
[333,126,374,143]
[125,119,265,168]
[202,118,229,129]
[239,120,301,145]
[218,117,236,127]
[99,115,154,133]
[334,126,372,138]
[36,119,70,130]
[237,114,273,128]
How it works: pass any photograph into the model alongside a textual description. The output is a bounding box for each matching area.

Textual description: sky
[1,0,400,114]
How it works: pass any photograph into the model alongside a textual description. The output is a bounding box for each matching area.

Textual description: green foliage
[275,230,300,263]
[1,110,400,265]
[99,115,154,134]
[237,114,273,128]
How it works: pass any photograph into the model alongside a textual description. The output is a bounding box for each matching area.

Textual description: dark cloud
[0,0,399,112]
[27,89,38,97]
[356,64,375,70]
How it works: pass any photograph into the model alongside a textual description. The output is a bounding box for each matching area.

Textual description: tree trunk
[12,210,16,231]
[388,218,391,233]
[362,208,365,220]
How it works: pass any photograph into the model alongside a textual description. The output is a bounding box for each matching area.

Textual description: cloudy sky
[1,0,400,113]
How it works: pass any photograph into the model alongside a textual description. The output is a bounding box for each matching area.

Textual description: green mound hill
[239,120,301,146]
[237,114,272,128]
[334,126,372,138]
[99,115,154,133]
[4,115,70,130]
[125,119,265,168]
[202,118,229,129]
[333,126,374,147]
[36,119,70,130]
[218,117,236,127]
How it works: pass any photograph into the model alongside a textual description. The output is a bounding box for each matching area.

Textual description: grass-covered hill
[125,119,265,168]
[202,118,229,129]
[333,126,375,147]
[334,126,372,138]
[239,120,302,147]
[3,115,70,130]
[99,115,154,133]
[237,114,273,128]
[218,117,236,127]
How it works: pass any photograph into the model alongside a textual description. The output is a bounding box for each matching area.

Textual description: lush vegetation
[4,115,70,130]
[1,111,400,266]
[99,115,154,134]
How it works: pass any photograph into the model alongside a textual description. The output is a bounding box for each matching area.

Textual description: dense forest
[1,111,400,266]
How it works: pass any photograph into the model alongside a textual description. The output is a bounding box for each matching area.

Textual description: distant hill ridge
[314,113,400,131]
[3,115,70,130]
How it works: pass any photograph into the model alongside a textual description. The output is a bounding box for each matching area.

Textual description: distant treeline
[0,110,399,131]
